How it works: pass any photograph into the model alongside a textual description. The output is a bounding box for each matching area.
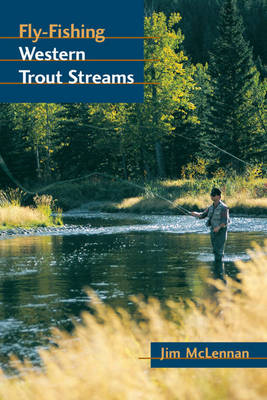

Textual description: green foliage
[181,158,210,180]
[33,194,63,225]
[208,0,266,169]
[144,0,267,68]
[137,12,197,176]
[246,164,263,179]
[10,103,61,181]
[144,12,197,119]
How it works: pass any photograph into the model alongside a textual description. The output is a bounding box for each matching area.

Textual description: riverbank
[47,177,267,216]
[78,197,267,216]
[0,224,90,240]
[0,205,63,230]
[0,192,63,230]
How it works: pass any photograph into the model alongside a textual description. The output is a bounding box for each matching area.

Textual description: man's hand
[213,226,220,233]
[191,212,200,217]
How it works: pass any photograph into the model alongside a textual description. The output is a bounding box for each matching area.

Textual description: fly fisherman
[191,188,230,262]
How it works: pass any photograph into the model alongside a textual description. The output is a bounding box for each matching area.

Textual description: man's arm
[191,208,209,219]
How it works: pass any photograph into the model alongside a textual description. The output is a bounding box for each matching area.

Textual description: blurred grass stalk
[0,241,267,399]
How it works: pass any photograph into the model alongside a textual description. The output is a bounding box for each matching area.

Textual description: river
[0,213,266,372]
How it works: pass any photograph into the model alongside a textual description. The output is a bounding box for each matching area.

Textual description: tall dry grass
[115,193,267,214]
[112,177,267,214]
[174,194,267,213]
[0,241,267,399]
[0,191,62,228]
[0,206,51,227]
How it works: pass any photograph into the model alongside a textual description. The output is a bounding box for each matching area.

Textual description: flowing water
[0,212,266,372]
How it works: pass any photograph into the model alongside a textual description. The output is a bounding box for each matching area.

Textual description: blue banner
[0,0,144,102]
[151,342,267,368]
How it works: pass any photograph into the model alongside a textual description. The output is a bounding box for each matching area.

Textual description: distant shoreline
[65,199,267,217]
[44,177,267,216]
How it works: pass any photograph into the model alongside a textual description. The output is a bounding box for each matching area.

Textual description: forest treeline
[145,0,267,70]
[0,0,266,189]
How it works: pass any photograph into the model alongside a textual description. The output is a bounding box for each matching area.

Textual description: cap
[210,188,221,196]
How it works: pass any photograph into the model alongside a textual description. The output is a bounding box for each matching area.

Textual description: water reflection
[0,216,266,372]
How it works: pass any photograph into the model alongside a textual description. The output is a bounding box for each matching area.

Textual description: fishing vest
[206,201,229,229]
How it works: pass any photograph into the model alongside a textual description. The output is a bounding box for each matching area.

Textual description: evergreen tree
[208,0,265,169]
[238,0,267,67]
[185,64,216,166]
[147,0,267,71]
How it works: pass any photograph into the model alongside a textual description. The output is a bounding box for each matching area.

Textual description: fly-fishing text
[17,24,135,84]
[19,24,106,43]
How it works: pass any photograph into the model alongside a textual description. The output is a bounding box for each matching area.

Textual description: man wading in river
[191,188,230,262]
